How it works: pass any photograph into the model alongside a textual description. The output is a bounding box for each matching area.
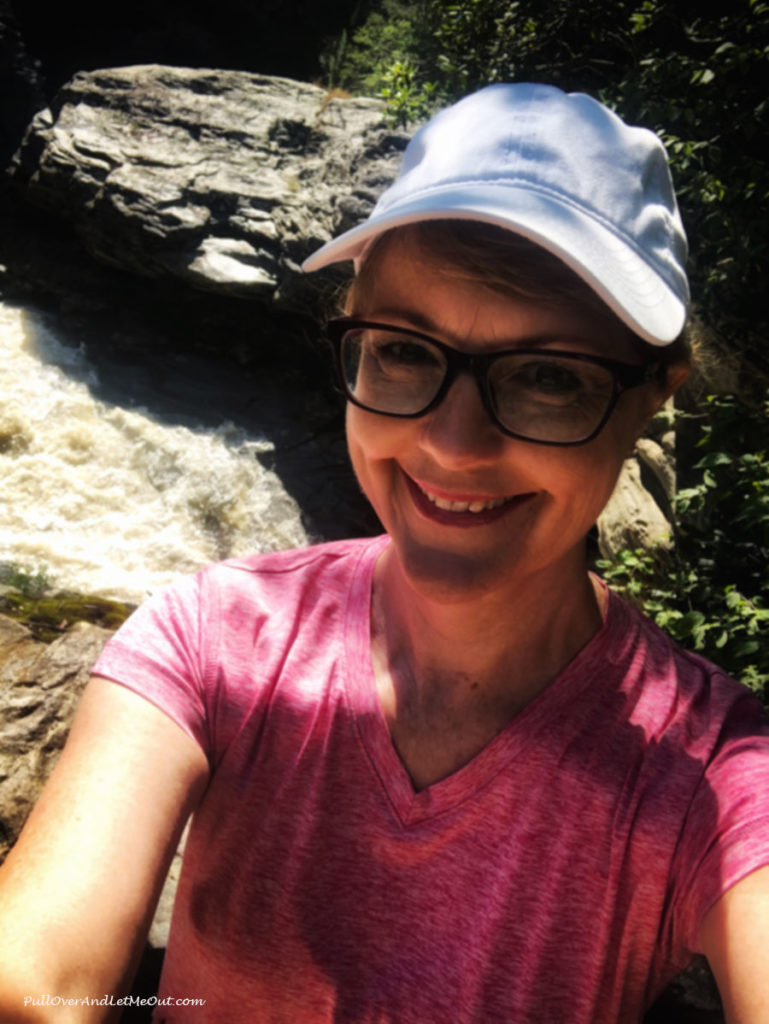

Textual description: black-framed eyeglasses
[327,317,657,447]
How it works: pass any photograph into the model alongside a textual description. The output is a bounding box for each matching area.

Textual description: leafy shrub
[379,59,438,127]
[597,394,769,704]
[319,0,431,97]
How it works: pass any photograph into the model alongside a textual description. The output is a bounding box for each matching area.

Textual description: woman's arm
[0,675,210,1023]
[699,864,769,1024]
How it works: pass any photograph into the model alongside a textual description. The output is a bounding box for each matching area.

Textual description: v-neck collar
[344,535,620,827]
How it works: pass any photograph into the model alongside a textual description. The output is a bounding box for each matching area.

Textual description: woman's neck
[374,542,603,695]
[370,543,605,788]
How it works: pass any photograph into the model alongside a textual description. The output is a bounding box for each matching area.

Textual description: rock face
[0,609,179,969]
[0,614,113,858]
[598,435,677,558]
[12,66,406,318]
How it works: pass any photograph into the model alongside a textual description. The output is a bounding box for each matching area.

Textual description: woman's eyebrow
[364,310,604,352]
[364,306,439,333]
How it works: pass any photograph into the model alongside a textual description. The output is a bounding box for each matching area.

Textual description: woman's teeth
[419,487,510,513]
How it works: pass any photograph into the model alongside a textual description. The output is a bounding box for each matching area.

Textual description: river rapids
[0,301,314,602]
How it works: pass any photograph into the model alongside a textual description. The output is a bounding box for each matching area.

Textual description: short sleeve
[670,690,769,954]
[93,570,213,756]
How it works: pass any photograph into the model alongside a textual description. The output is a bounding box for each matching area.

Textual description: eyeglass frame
[326,316,659,447]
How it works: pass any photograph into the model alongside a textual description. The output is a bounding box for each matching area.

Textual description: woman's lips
[403,472,533,527]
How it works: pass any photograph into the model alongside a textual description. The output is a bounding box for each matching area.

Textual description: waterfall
[0,301,309,602]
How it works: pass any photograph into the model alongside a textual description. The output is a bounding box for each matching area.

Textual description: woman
[1,83,768,1023]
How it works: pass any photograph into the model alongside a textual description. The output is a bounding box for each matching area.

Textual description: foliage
[597,394,769,704]
[379,59,438,127]
[0,560,54,599]
[319,1,430,96]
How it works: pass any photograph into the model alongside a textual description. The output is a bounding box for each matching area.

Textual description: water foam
[0,303,308,601]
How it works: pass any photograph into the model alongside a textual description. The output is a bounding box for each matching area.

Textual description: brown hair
[345,220,691,372]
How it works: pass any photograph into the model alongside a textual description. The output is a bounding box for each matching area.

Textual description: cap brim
[302,185,687,346]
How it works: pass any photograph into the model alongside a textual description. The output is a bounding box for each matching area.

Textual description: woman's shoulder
[212,534,388,580]
[602,583,768,741]
[99,535,388,673]
[195,534,388,607]
[172,533,389,630]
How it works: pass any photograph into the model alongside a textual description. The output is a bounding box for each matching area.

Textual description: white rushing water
[0,302,308,602]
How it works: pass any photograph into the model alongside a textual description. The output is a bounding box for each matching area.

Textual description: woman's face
[346,234,675,601]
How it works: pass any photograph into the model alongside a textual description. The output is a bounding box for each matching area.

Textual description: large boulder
[11,66,406,317]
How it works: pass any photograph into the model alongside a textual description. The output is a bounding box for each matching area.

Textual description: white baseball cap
[302,82,689,345]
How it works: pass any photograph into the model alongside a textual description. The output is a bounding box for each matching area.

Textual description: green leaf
[695,452,733,468]
[735,640,761,657]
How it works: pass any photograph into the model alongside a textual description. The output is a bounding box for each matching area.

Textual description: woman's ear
[648,359,691,414]
[635,359,691,438]
[660,361,692,402]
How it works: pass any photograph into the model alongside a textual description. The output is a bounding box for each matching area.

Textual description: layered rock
[11,66,406,318]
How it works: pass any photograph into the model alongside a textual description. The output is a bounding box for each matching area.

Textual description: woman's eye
[520,361,584,395]
[374,339,438,367]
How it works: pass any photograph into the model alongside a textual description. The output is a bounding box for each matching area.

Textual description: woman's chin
[386,536,527,604]
[379,520,593,609]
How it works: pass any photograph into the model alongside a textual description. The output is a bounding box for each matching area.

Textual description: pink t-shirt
[94,536,769,1023]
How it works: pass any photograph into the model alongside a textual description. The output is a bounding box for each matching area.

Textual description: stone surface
[0,608,183,962]
[0,614,113,858]
[11,66,406,319]
[598,439,676,559]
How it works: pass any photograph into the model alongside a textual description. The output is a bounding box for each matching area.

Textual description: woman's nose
[418,372,504,468]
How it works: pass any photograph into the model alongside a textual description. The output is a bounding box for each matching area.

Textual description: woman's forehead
[355,222,602,302]
[354,229,646,362]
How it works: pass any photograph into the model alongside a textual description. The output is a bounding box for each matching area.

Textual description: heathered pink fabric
[94,535,769,1023]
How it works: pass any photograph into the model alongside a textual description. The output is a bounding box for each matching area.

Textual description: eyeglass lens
[340,326,619,444]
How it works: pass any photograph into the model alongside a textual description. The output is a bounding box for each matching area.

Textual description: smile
[403,471,530,528]
[416,485,511,513]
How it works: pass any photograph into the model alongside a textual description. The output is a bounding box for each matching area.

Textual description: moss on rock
[0,590,135,642]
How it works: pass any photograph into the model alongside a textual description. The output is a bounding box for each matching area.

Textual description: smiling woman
[1,82,768,1024]
[338,226,676,610]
